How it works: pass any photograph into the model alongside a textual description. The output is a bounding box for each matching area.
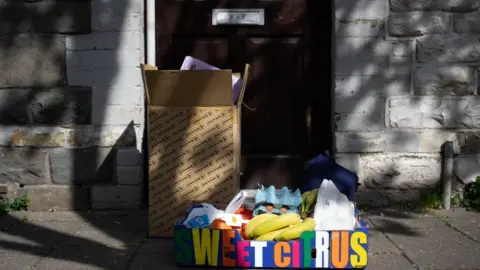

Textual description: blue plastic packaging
[253,185,302,216]
[301,151,359,201]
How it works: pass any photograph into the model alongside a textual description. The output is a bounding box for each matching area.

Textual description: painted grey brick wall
[335,0,480,205]
[0,0,145,210]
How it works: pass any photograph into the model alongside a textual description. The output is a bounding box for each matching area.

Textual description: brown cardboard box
[141,64,250,237]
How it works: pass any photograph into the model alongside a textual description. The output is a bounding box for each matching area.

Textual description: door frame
[145,0,334,157]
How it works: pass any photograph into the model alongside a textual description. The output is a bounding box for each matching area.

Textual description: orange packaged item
[210,218,232,230]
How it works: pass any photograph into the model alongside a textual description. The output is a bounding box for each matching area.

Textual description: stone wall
[335,0,480,205]
[0,0,144,210]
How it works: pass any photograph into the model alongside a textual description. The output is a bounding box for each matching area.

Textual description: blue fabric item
[301,151,359,201]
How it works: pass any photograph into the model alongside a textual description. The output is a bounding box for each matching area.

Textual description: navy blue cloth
[301,151,359,201]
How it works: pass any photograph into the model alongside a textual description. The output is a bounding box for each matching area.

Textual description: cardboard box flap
[236,64,250,107]
[140,64,158,105]
[144,69,233,107]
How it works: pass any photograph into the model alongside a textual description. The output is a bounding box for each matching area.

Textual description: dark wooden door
[156,0,332,189]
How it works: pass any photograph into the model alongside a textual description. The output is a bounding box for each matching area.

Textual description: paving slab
[1,210,479,270]
[0,250,42,269]
[366,253,416,270]
[35,246,136,270]
[8,211,82,222]
[368,208,445,235]
[0,219,84,254]
[383,226,480,269]
[137,238,173,254]
[433,209,480,242]
[65,229,145,248]
[367,229,402,255]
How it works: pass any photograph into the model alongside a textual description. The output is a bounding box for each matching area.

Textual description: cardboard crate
[174,219,369,269]
[141,64,250,237]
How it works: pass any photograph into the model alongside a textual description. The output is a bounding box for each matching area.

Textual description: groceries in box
[175,155,368,269]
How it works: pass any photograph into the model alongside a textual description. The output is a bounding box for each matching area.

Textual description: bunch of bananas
[244,213,316,241]
[300,188,318,219]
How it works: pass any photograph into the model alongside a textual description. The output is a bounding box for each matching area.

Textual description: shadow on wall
[0,0,150,268]
[335,0,480,206]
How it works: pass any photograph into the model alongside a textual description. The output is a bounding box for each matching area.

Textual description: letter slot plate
[212,9,265,26]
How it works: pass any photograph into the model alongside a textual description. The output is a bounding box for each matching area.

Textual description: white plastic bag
[313,179,356,231]
[223,190,248,227]
[183,203,224,228]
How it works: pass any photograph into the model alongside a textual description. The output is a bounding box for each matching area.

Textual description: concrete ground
[0,208,479,270]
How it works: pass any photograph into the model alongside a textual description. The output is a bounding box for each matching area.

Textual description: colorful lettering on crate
[175,227,368,268]
[236,230,368,268]
[175,228,242,267]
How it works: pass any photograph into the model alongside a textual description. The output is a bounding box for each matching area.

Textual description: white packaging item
[313,179,356,231]
[223,190,248,226]
[183,203,224,228]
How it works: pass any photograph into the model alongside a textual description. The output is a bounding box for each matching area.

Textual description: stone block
[0,127,66,147]
[388,96,480,128]
[417,35,480,63]
[0,183,19,200]
[0,148,50,185]
[454,155,480,184]
[390,0,479,12]
[356,188,422,206]
[92,12,143,31]
[66,31,144,51]
[116,166,143,185]
[93,86,144,106]
[334,153,360,173]
[335,113,384,131]
[48,148,116,185]
[385,131,458,153]
[91,0,144,14]
[67,67,142,89]
[336,38,411,76]
[358,153,442,189]
[66,50,142,68]
[92,106,143,126]
[335,0,386,20]
[335,75,411,97]
[0,126,139,148]
[455,13,480,33]
[389,12,450,36]
[0,87,92,125]
[18,185,90,211]
[337,131,459,153]
[65,125,137,148]
[0,1,91,34]
[117,147,143,167]
[91,185,142,209]
[336,132,386,152]
[32,87,92,125]
[0,89,30,125]
[335,96,385,115]
[457,132,480,153]
[0,34,65,88]
[414,64,477,95]
[335,19,385,37]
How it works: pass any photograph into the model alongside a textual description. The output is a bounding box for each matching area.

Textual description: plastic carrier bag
[301,151,359,201]
[313,179,356,231]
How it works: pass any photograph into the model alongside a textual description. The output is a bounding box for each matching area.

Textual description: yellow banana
[244,214,276,240]
[255,227,291,241]
[275,217,316,241]
[251,213,301,238]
